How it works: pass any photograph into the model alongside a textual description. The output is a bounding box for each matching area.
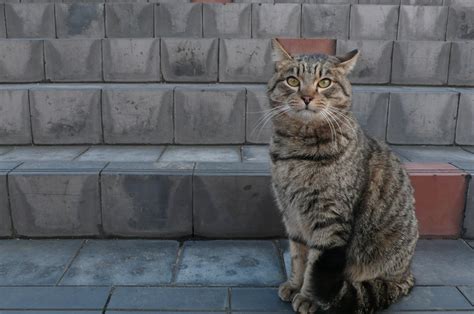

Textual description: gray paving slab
[5,3,55,38]
[447,6,474,40]
[0,312,101,314]
[155,3,202,38]
[398,5,448,40]
[108,287,229,311]
[352,91,389,140]
[350,5,399,40]
[251,3,301,38]
[159,146,241,162]
[468,241,474,249]
[76,146,164,162]
[242,145,270,163]
[449,42,474,86]
[0,39,44,83]
[60,240,178,285]
[203,3,251,38]
[464,146,474,154]
[302,4,350,39]
[105,3,154,38]
[0,240,82,285]
[412,240,474,285]
[280,239,291,277]
[176,240,285,286]
[0,287,110,310]
[0,89,31,144]
[55,3,105,38]
[0,146,87,161]
[389,146,474,162]
[458,286,474,307]
[246,86,272,143]
[456,93,474,145]
[107,312,224,314]
[231,288,292,312]
[0,162,19,237]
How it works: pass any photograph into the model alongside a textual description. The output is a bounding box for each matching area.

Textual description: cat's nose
[302,96,314,105]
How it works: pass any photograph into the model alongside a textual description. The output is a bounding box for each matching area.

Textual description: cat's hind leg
[279,240,309,302]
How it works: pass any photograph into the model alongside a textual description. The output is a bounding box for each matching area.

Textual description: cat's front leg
[279,240,308,302]
[291,249,322,314]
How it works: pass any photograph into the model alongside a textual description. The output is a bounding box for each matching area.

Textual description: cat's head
[267,39,359,128]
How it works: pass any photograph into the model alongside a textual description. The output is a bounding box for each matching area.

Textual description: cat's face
[267,39,359,125]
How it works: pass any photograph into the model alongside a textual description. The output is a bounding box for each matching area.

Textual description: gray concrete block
[0,146,86,162]
[101,163,193,238]
[232,288,293,312]
[176,240,285,285]
[0,5,5,38]
[387,92,458,145]
[401,0,443,4]
[105,3,154,38]
[102,87,173,144]
[60,240,179,284]
[351,91,389,141]
[0,162,20,237]
[251,4,301,38]
[219,39,273,83]
[76,146,165,162]
[9,162,105,237]
[447,6,474,40]
[458,286,474,306]
[30,88,103,144]
[0,89,31,144]
[55,3,105,38]
[398,5,448,40]
[161,38,218,82]
[336,40,393,84]
[0,39,44,82]
[203,3,251,38]
[304,0,356,3]
[456,93,474,145]
[155,3,202,38]
[302,4,350,39]
[463,176,474,239]
[193,162,284,237]
[5,3,55,38]
[242,145,270,163]
[160,146,241,162]
[0,240,82,285]
[392,41,451,85]
[350,5,399,40]
[246,86,273,143]
[45,39,102,82]
[235,0,273,2]
[448,42,474,86]
[174,86,245,144]
[447,0,474,5]
[103,39,160,82]
[358,0,400,3]
[391,146,474,162]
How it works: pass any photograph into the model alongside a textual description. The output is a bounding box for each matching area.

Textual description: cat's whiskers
[251,106,289,139]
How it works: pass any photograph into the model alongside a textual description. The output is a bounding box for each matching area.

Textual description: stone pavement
[0,240,472,313]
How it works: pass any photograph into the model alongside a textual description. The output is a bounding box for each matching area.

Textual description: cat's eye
[286,77,300,87]
[318,78,332,89]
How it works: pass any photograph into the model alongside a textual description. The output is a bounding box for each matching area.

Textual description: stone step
[0,145,472,239]
[0,84,472,146]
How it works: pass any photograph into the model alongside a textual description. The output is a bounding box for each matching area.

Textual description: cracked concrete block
[252,4,301,38]
[55,3,105,38]
[45,39,102,82]
[102,87,173,144]
[398,5,448,40]
[0,39,44,82]
[448,41,474,86]
[350,5,399,40]
[30,88,103,144]
[155,3,202,38]
[447,6,474,40]
[302,4,350,39]
[0,89,31,144]
[246,86,272,144]
[203,3,251,38]
[456,93,474,145]
[105,3,154,38]
[5,3,55,38]
[351,91,389,141]
[103,39,160,82]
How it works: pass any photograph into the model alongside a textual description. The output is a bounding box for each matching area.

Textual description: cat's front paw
[292,292,318,314]
[278,281,299,302]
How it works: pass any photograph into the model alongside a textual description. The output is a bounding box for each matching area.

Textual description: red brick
[276,38,336,56]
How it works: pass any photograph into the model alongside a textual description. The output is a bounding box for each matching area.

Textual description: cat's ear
[272,39,293,65]
[336,49,359,74]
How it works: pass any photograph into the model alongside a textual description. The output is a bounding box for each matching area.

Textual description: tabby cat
[268,39,419,314]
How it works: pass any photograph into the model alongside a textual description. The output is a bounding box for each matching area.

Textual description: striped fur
[268,40,418,314]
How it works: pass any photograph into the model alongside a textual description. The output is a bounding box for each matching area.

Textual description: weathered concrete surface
[0,89,31,144]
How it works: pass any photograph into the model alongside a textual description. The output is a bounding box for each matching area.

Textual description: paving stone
[392,41,451,85]
[0,240,82,285]
[351,91,389,140]
[447,0,474,5]
[102,87,173,144]
[44,39,102,82]
[280,239,291,277]
[5,3,55,38]
[412,240,474,285]
[449,42,474,86]
[246,86,272,143]
[9,162,105,237]
[0,162,19,237]
[231,288,293,312]
[459,286,474,305]
[30,88,102,144]
[304,0,357,3]
[337,40,393,84]
[193,163,284,237]
[235,0,273,2]
[76,146,165,162]
[174,86,245,144]
[390,146,474,162]
[302,4,350,39]
[101,163,193,237]
[0,146,86,162]
[61,240,178,285]
[398,5,448,40]
[242,145,270,163]
[176,240,285,285]
[350,5,399,40]
[0,287,110,310]
[203,3,250,38]
[358,0,400,3]
[0,39,44,82]
[251,4,301,38]
[0,89,31,144]
[105,3,154,38]
[103,39,160,82]
[401,0,443,4]
[160,146,241,162]
[387,286,473,311]
[155,3,202,38]
[447,6,474,40]
[387,92,458,145]
[453,163,474,238]
[107,312,224,314]
[55,3,105,38]
[219,39,273,83]
[108,287,228,311]
[161,38,218,82]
